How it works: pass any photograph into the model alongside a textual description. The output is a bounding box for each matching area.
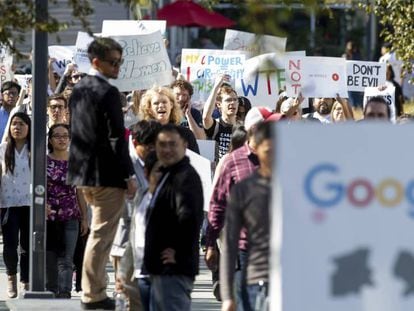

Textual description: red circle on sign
[332,73,339,81]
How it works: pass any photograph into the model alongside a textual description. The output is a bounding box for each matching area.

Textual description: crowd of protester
[0,35,410,311]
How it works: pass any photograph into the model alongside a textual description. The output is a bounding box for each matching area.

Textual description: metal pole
[24,0,54,298]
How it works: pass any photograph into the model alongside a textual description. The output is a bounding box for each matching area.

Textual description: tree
[361,0,414,77]
[0,0,129,56]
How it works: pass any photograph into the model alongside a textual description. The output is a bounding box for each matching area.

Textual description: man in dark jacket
[144,124,204,311]
[68,37,137,310]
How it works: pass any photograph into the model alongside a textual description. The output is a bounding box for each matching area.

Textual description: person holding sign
[303,97,334,124]
[363,96,391,121]
[170,79,206,140]
[330,98,354,123]
[220,122,273,311]
[203,75,239,163]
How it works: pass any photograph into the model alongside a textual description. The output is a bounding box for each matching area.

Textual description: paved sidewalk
[0,234,220,310]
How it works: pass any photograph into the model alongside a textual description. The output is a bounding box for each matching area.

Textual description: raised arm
[202,74,230,130]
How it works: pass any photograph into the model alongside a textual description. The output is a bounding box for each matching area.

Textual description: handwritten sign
[363,85,396,122]
[111,31,173,92]
[347,61,386,92]
[14,74,32,91]
[0,55,13,86]
[239,51,306,108]
[284,56,347,98]
[181,48,245,104]
[73,32,94,73]
[223,29,286,58]
[48,45,75,76]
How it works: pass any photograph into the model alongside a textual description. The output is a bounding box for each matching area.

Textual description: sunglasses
[101,58,124,67]
[72,74,86,80]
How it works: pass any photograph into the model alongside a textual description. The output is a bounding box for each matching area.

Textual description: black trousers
[1,206,30,283]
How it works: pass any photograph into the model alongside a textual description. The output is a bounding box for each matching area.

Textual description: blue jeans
[236,249,249,311]
[150,275,194,311]
[46,219,79,293]
[1,206,30,283]
[138,277,151,311]
[246,282,268,311]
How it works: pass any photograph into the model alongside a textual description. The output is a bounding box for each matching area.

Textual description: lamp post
[23,0,53,298]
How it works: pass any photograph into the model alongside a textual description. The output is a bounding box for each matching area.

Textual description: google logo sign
[304,163,414,208]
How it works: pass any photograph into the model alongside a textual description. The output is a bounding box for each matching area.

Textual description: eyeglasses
[51,134,70,140]
[3,91,18,97]
[101,58,124,67]
[49,105,65,110]
[71,74,86,80]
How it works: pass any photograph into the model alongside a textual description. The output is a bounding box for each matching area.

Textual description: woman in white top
[0,112,31,298]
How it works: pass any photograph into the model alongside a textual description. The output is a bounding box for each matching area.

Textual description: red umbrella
[157,0,235,28]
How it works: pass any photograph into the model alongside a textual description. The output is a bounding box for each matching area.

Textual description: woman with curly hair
[139,86,199,153]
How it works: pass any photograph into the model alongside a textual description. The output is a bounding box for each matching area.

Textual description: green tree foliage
[362,0,414,76]
[0,0,101,56]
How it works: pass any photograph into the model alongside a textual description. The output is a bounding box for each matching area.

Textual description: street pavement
[0,233,221,310]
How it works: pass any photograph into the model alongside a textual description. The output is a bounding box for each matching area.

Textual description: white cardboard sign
[186,149,212,212]
[363,85,396,123]
[0,55,13,86]
[272,123,414,311]
[111,31,173,92]
[240,51,306,108]
[48,45,75,76]
[223,29,286,58]
[284,56,348,98]
[102,20,167,36]
[347,61,386,92]
[73,32,94,73]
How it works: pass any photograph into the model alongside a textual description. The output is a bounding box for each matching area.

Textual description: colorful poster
[180,48,245,105]
[272,123,414,311]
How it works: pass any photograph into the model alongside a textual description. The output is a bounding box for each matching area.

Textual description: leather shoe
[81,297,115,310]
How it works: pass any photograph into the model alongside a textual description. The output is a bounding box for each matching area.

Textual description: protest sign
[186,149,212,212]
[14,74,32,91]
[347,61,386,92]
[197,139,215,163]
[73,32,94,73]
[284,56,347,98]
[102,20,167,36]
[48,45,75,76]
[180,48,245,104]
[239,51,306,108]
[0,55,13,86]
[272,122,414,311]
[111,31,173,92]
[74,31,172,91]
[363,85,396,122]
[223,29,286,58]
